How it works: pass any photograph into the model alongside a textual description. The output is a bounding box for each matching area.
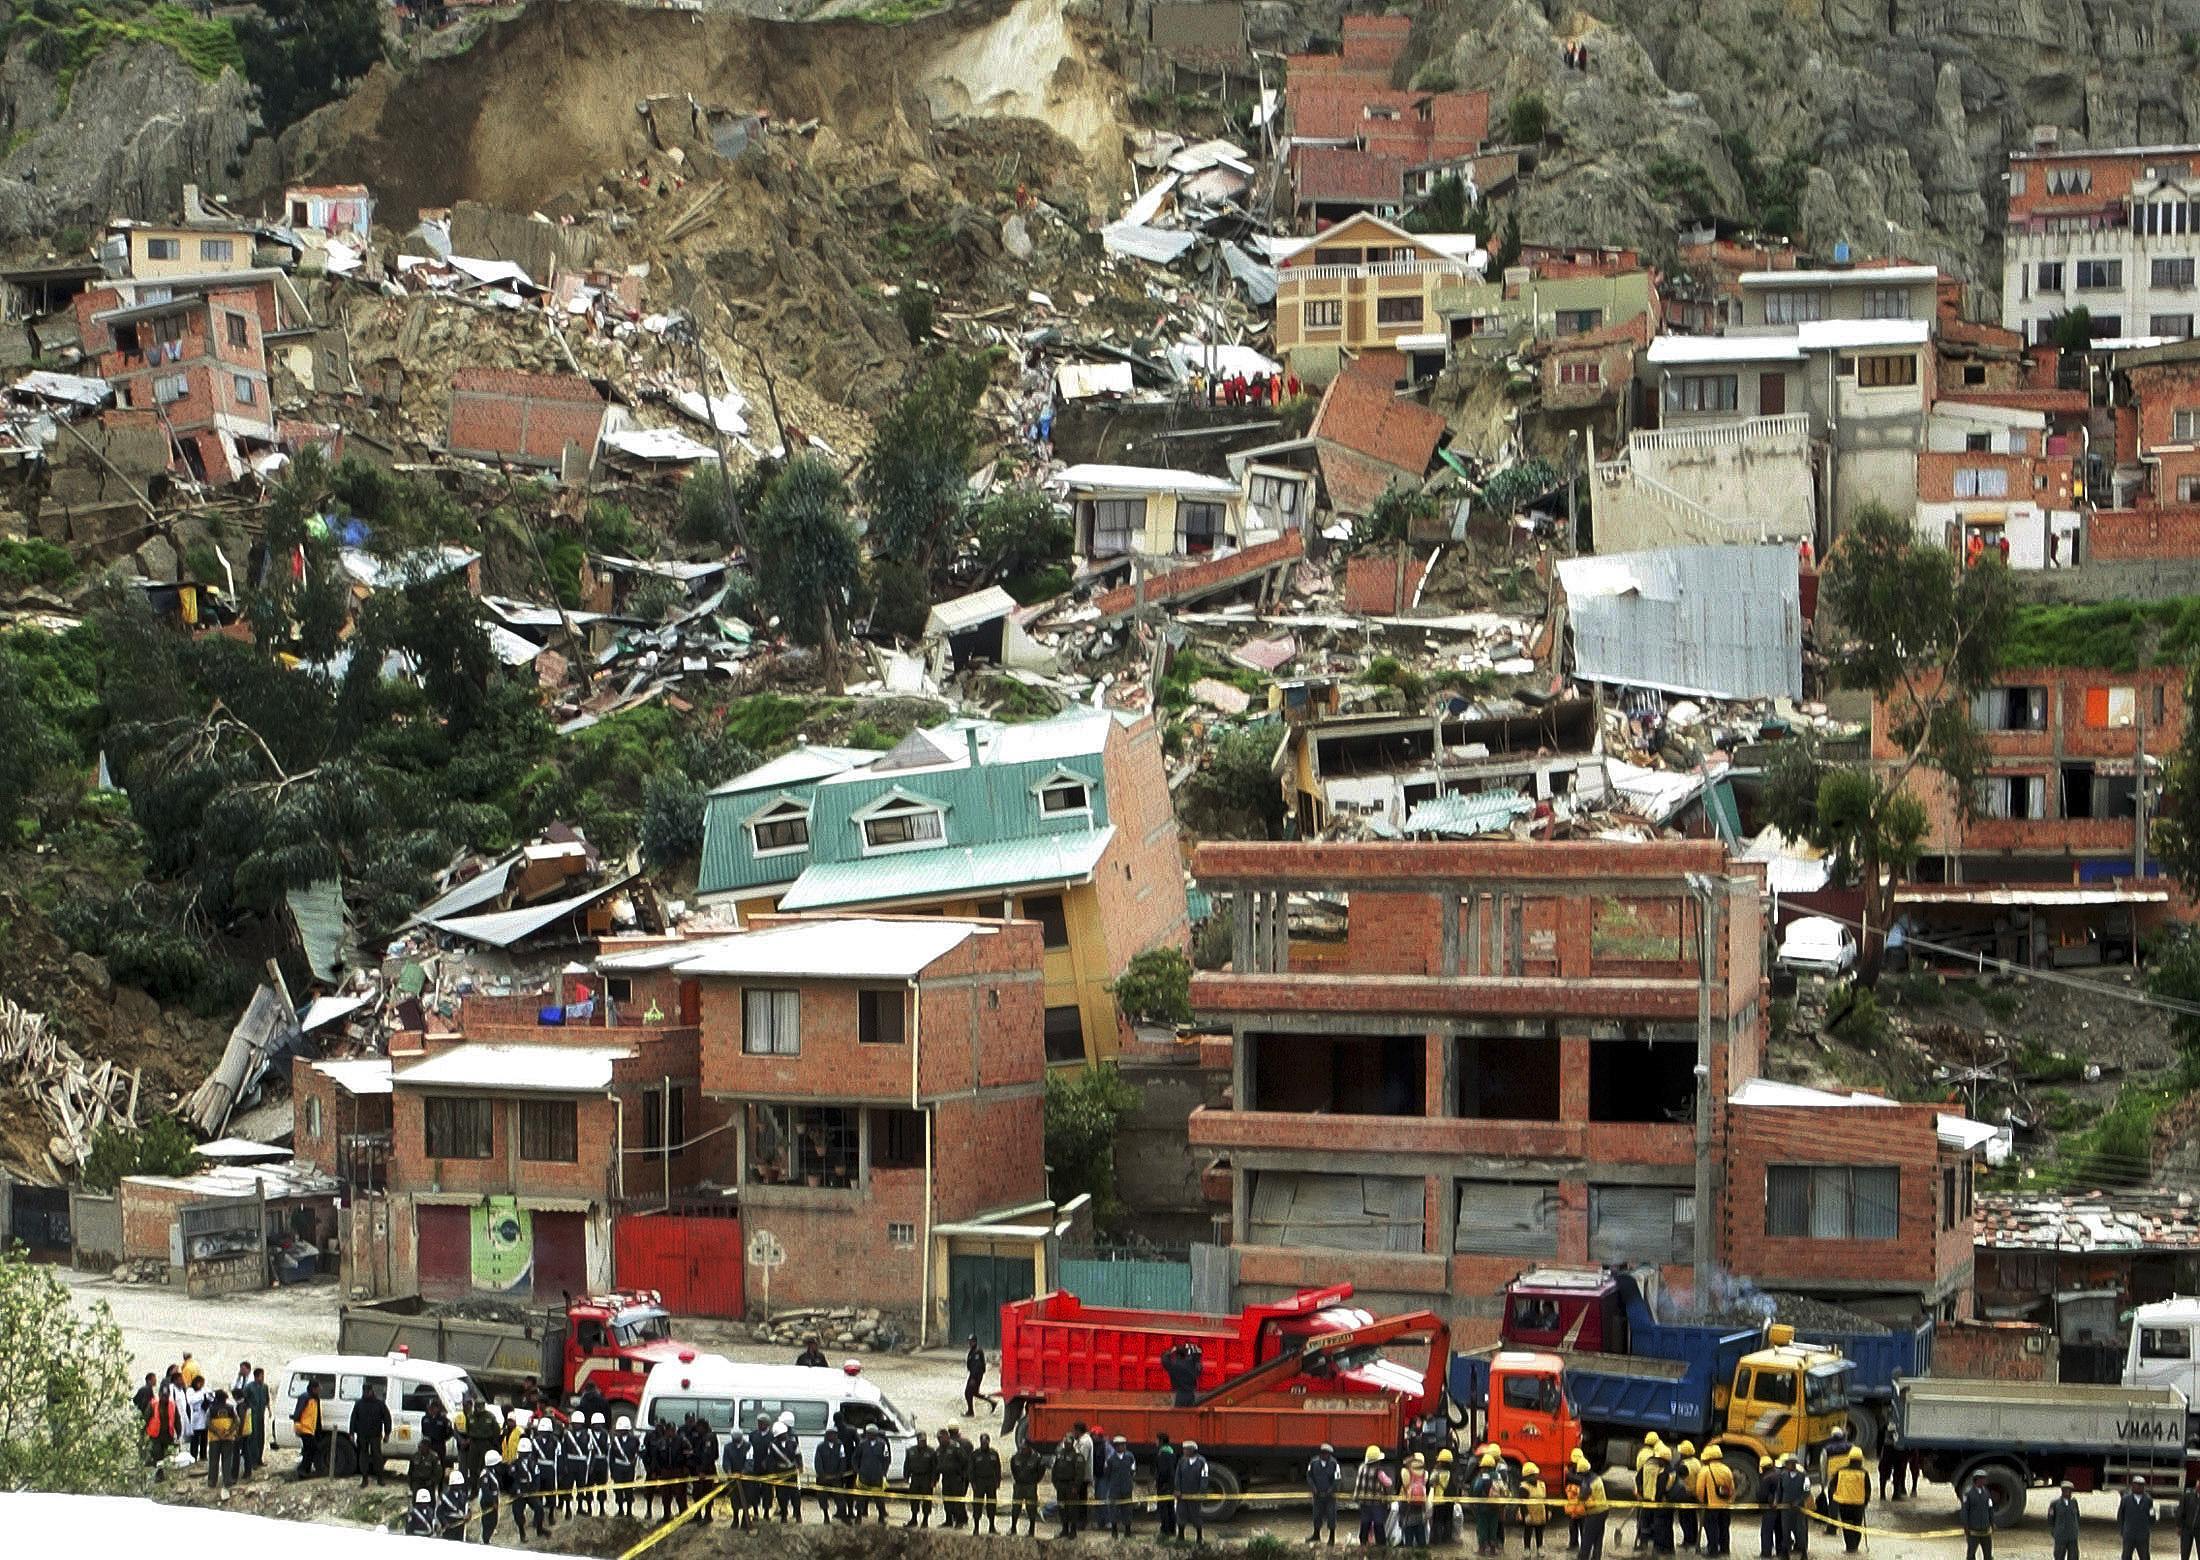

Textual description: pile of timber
[0,995,139,1179]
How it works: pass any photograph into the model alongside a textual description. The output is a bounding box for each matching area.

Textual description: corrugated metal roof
[409,859,517,925]
[394,1043,633,1093]
[338,545,480,590]
[1058,463,1240,497]
[425,876,631,948]
[777,826,1115,911]
[287,878,349,981]
[1403,788,1531,837]
[1559,545,1803,701]
[1977,1191,2200,1252]
[626,918,984,979]
[708,745,875,797]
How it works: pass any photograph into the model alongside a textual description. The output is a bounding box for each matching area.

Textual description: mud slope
[279,0,1125,218]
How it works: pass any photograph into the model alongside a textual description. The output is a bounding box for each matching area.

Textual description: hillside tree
[859,354,987,577]
[1765,502,2015,983]
[753,457,864,695]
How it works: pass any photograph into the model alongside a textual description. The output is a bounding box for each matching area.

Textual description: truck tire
[1200,1461,1243,1523]
[1961,1461,2027,1527]
[1844,1406,1881,1458]
[1711,1447,1758,1508]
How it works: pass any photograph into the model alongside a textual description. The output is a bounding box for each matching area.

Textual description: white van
[637,1355,915,1480]
[267,1353,487,1459]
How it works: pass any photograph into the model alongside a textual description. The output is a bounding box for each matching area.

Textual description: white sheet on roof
[396,1043,633,1092]
[634,918,984,980]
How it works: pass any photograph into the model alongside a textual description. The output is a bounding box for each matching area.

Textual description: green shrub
[80,1114,198,1193]
[1504,92,1550,144]
[2015,1041,2085,1083]
[1111,946,1193,1027]
[897,289,936,347]
[0,538,78,591]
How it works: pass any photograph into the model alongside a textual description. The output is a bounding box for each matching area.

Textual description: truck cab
[2126,1298,2200,1407]
[555,1290,689,1406]
[1731,1333,1854,1461]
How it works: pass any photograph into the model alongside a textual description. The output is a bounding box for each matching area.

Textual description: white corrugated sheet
[1559,545,1803,701]
[395,1043,634,1092]
[620,917,982,980]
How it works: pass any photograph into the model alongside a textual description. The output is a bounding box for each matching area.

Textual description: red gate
[614,1207,746,1319]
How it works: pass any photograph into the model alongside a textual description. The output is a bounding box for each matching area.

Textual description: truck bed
[1795,1321,1928,1402]
[1000,1286,1354,1399]
[339,1298,553,1389]
[1896,1377,2188,1455]
[1021,1388,1401,1459]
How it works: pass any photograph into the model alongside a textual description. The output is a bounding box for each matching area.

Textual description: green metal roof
[1404,788,1532,837]
[775,826,1117,911]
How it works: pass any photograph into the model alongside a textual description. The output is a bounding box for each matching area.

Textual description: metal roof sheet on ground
[600,427,719,463]
[1893,885,2171,906]
[1645,334,1804,365]
[121,1159,337,1197]
[12,370,110,406]
[309,1056,393,1095]
[710,744,878,797]
[1055,361,1136,400]
[301,998,374,1034]
[926,586,1020,636]
[638,918,985,979]
[1059,462,1240,496]
[395,1043,634,1093]
[1794,318,1933,351]
[1737,824,1833,894]
[1404,788,1533,836]
[1101,222,1197,264]
[777,826,1116,911]
[339,545,481,591]
[486,623,546,665]
[410,858,517,925]
[1558,544,1803,701]
[1603,758,1706,824]
[425,875,633,948]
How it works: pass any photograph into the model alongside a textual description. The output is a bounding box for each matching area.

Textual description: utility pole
[1688,873,1723,1306]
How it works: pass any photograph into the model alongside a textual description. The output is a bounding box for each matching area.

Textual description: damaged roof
[1977,1190,2200,1252]
[1558,546,1803,702]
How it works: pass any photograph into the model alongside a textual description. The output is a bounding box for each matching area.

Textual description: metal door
[1759,371,1786,416]
[948,1252,1034,1349]
[531,1212,587,1301]
[615,1210,746,1318]
[417,1205,469,1297]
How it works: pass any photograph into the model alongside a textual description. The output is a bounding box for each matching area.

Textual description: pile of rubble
[0,993,141,1179]
[748,1305,909,1354]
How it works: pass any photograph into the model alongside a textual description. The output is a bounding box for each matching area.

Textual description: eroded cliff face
[0,39,255,245]
[1416,0,2200,291]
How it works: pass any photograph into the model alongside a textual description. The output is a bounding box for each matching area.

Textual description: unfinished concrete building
[1186,841,1766,1319]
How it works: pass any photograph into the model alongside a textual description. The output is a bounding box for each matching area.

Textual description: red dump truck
[1000,1283,1434,1414]
[1017,1309,1452,1520]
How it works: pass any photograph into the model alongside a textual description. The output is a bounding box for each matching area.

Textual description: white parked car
[1776,916,1858,977]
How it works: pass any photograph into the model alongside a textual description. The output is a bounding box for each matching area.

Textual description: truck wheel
[1964,1462,2026,1527]
[1714,1449,1758,1508]
[1200,1461,1243,1523]
[1843,1407,1881,1458]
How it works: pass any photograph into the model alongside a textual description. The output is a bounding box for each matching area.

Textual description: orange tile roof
[1311,364,1448,477]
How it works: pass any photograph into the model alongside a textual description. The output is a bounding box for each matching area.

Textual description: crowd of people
[135,1341,2191,1555]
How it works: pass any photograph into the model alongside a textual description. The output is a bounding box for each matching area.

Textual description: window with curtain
[743,988,801,1054]
[1766,1164,1898,1239]
[519,1099,578,1163]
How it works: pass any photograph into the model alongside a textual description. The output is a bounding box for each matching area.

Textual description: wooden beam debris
[0,995,140,1175]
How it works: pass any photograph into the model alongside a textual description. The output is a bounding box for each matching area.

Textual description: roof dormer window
[1035,771,1093,818]
[856,792,947,854]
[746,798,812,858]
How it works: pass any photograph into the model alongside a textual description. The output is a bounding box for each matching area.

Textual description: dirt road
[66,1270,2135,1555]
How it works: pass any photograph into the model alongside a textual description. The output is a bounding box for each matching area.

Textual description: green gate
[949,1252,1034,1349]
[1059,1246,1193,1310]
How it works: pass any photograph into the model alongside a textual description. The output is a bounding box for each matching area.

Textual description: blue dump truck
[1460,1267,1926,1481]
[1450,1273,1854,1498]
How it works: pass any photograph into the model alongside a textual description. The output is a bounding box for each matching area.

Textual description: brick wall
[2088,506,2200,560]
[1093,531,1306,620]
[387,1089,622,1201]
[740,1168,928,1309]
[1343,553,1429,614]
[1092,711,1192,972]
[447,368,607,465]
[1720,1101,1966,1300]
[288,1059,389,1177]
[120,1177,197,1261]
[932,1091,1045,1223]
[1931,1318,2055,1380]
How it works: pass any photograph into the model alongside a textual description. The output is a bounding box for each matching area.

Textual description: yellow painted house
[1060,463,1251,563]
[1272,212,1481,382]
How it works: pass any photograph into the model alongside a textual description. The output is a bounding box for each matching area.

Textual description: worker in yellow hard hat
[1519,1461,1550,1550]
[1830,1448,1871,1554]
[1431,1446,1458,1546]
[1580,1459,1612,1560]
[1674,1440,1704,1552]
[1698,1444,1737,1557]
[1471,1446,1508,1555]
[1564,1449,1592,1548]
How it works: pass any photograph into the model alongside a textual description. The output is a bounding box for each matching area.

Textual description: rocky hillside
[1413,0,2200,291]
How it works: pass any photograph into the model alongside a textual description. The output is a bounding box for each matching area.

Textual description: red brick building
[2091,342,2200,555]
[1185,840,1770,1319]
[1723,1080,1993,1320]
[599,914,1051,1335]
[75,271,290,483]
[358,985,735,1303]
[1875,662,2185,956]
[290,1056,393,1192]
[1283,15,1489,223]
[446,368,609,469]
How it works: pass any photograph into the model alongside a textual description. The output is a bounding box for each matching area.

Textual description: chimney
[964,725,982,765]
